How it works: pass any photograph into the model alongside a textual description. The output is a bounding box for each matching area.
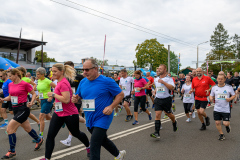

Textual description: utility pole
[41,32,44,67]
[16,28,22,64]
[168,45,170,73]
[197,41,208,68]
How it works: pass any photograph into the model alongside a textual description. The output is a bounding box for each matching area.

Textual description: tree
[35,51,56,62]
[134,38,180,72]
[90,57,109,66]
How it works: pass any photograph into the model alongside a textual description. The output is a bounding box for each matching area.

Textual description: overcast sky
[1,0,240,70]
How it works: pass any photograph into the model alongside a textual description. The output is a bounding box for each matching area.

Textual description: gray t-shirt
[210,84,235,113]
[181,83,194,103]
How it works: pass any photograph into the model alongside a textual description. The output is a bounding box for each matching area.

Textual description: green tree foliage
[35,51,56,62]
[134,38,180,73]
[90,57,109,66]
[201,23,238,74]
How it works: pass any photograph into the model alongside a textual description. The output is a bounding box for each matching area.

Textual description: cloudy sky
[1,0,240,69]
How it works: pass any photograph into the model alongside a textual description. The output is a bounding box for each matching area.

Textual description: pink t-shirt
[54,77,78,117]
[9,80,33,106]
[134,78,147,97]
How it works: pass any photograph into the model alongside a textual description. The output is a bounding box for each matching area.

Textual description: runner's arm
[29,80,37,90]
[50,82,56,88]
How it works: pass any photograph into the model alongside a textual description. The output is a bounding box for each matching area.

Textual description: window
[0,52,26,61]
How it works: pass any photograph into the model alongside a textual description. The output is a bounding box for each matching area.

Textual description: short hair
[16,66,27,77]
[64,61,74,67]
[8,68,22,79]
[114,72,118,76]
[36,67,46,75]
[121,69,127,73]
[159,64,167,70]
[218,74,226,79]
[2,70,7,76]
[210,70,213,72]
[0,69,4,72]
[87,59,98,68]
[134,70,141,75]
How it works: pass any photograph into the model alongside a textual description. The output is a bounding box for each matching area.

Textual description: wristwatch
[52,93,55,97]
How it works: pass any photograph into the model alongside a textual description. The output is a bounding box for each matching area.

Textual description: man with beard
[190,68,215,130]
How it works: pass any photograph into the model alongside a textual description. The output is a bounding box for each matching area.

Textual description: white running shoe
[192,112,196,118]
[60,139,71,147]
[186,118,191,122]
[114,150,126,160]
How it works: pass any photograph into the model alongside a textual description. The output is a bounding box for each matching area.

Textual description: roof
[0,35,47,51]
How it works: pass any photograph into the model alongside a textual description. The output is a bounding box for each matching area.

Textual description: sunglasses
[0,76,2,77]
[81,67,95,72]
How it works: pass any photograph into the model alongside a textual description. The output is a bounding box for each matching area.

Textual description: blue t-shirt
[76,75,122,129]
[142,77,149,92]
[2,79,12,97]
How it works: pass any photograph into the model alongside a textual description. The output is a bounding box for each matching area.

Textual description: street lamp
[197,41,208,68]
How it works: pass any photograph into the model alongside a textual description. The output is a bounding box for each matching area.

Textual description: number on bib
[11,96,18,105]
[135,88,140,92]
[156,87,165,93]
[122,86,126,91]
[39,93,44,100]
[82,99,95,111]
[217,94,227,100]
[184,94,191,98]
[55,102,63,112]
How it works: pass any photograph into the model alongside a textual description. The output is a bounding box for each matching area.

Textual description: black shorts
[154,97,172,113]
[183,103,193,113]
[2,101,13,111]
[122,95,131,103]
[195,100,208,109]
[75,103,82,112]
[0,94,4,98]
[13,103,30,124]
[214,111,230,121]
[146,89,152,97]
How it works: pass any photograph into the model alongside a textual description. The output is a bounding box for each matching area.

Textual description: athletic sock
[172,100,175,103]
[4,119,9,124]
[155,120,161,134]
[28,129,41,143]
[39,132,43,137]
[67,135,73,141]
[116,152,121,159]
[8,133,16,152]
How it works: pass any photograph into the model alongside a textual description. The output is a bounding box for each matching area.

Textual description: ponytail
[52,63,76,82]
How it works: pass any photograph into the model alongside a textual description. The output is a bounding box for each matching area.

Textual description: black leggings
[134,95,146,112]
[88,127,119,160]
[45,113,89,159]
[183,103,193,114]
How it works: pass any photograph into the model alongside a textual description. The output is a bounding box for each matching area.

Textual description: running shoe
[114,113,118,117]
[205,117,210,126]
[34,138,44,151]
[1,151,16,159]
[186,118,191,122]
[173,120,178,132]
[226,125,231,133]
[114,150,126,160]
[32,134,42,143]
[132,120,139,125]
[200,124,206,130]
[172,104,176,112]
[86,147,90,157]
[148,112,152,120]
[119,106,123,113]
[152,104,155,109]
[192,112,196,118]
[218,134,225,141]
[0,123,8,128]
[60,139,71,147]
[138,109,143,114]
[208,103,211,107]
[163,115,168,119]
[125,115,133,122]
[150,132,160,139]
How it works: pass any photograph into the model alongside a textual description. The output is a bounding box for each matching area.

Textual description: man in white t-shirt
[210,74,235,141]
[119,69,134,122]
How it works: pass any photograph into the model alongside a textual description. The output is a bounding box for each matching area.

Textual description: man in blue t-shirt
[72,59,126,160]
[0,71,13,128]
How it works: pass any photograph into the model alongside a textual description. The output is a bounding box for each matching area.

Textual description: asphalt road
[1,96,240,160]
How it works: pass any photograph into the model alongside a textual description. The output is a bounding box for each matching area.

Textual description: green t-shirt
[22,77,31,83]
[37,78,52,99]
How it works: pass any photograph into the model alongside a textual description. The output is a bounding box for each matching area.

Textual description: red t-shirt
[147,76,154,90]
[192,75,215,101]
[118,77,121,80]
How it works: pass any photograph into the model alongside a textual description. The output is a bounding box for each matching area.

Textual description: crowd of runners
[0,59,239,160]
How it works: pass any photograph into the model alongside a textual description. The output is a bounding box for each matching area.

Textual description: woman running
[0,69,43,160]
[42,63,90,160]
[131,70,152,125]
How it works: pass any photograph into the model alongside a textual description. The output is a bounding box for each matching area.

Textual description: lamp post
[197,41,208,68]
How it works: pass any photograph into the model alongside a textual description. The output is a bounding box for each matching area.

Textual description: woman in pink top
[0,69,43,159]
[131,70,152,125]
[43,63,90,160]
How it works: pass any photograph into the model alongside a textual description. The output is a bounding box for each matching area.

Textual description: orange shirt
[147,76,154,90]
[192,75,215,101]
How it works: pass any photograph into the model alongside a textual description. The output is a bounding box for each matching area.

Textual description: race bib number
[184,94,191,98]
[122,86,126,91]
[55,102,63,112]
[217,94,227,100]
[71,87,76,94]
[11,96,18,105]
[82,99,95,111]
[233,86,236,89]
[135,88,140,92]
[156,87,165,93]
[39,93,44,100]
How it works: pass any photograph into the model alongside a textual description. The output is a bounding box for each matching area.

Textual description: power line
[49,0,210,51]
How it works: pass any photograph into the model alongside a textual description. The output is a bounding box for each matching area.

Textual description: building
[181,67,207,75]
[0,35,47,75]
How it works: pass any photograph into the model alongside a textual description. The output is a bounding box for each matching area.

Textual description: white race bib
[122,86,126,91]
[39,93,44,100]
[11,96,18,105]
[55,102,63,112]
[0,89,2,92]
[135,88,140,92]
[217,94,227,100]
[82,99,95,111]
[156,87,165,93]
[233,86,236,89]
[184,94,191,98]
[71,87,76,94]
